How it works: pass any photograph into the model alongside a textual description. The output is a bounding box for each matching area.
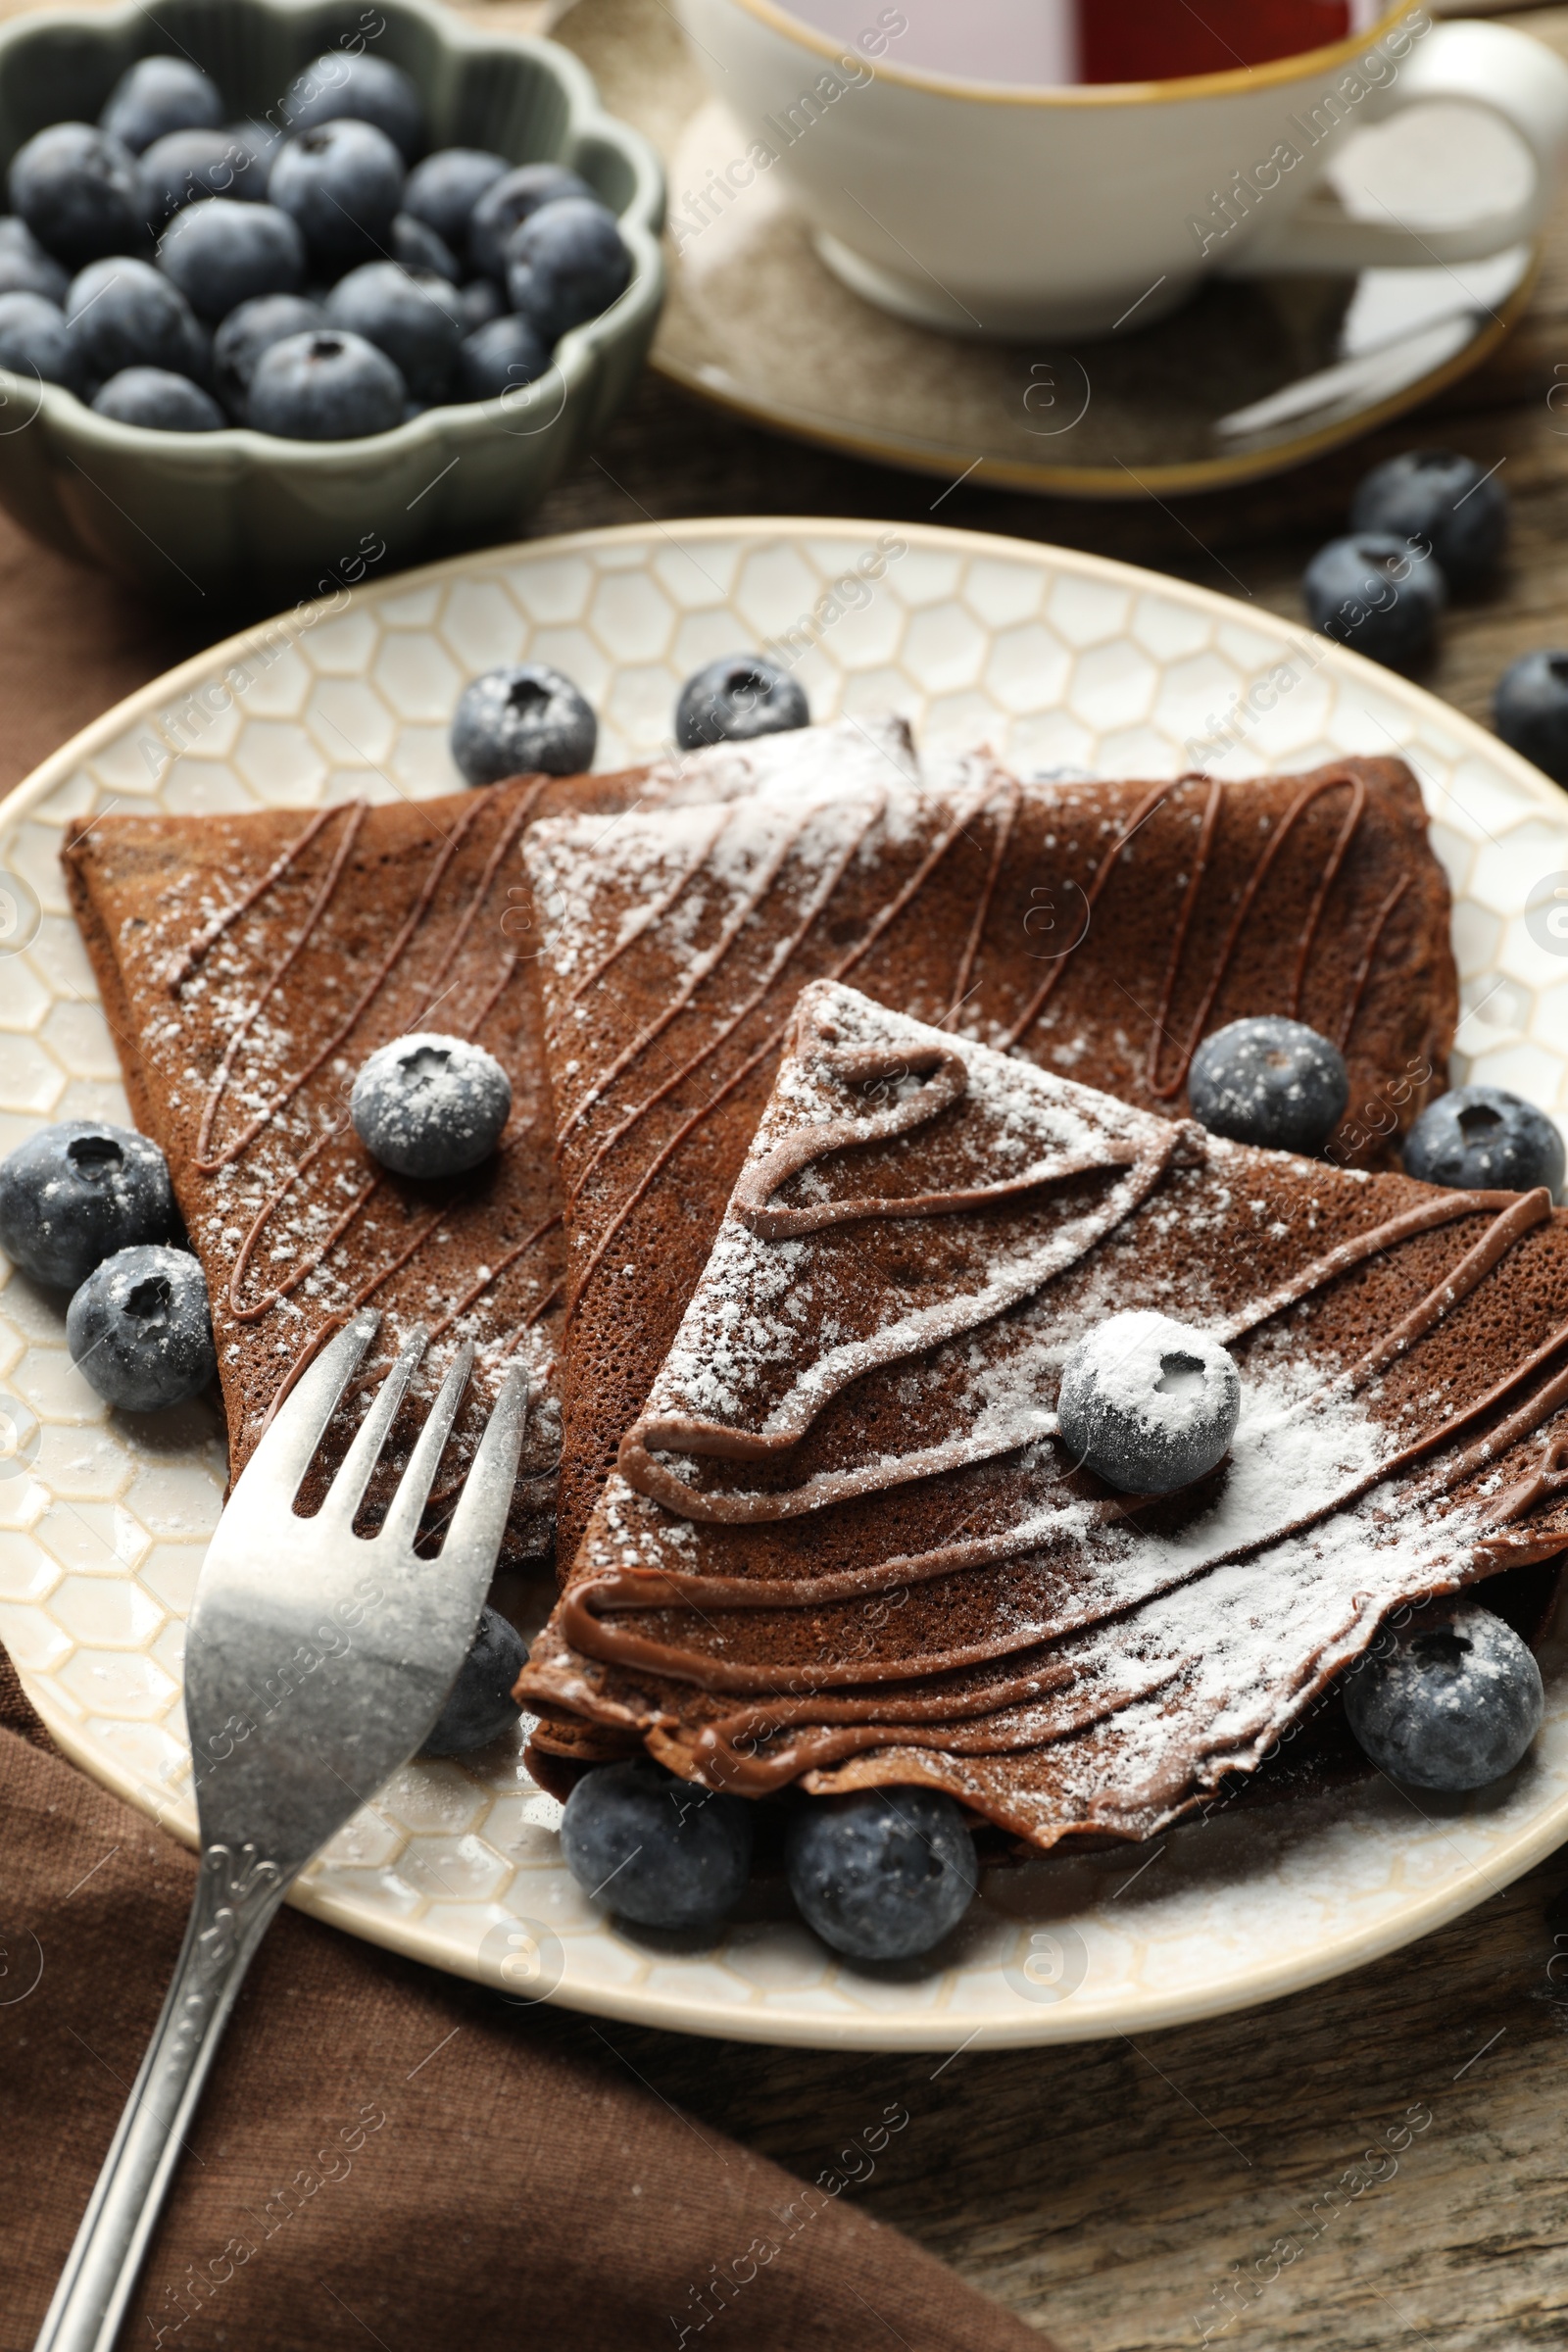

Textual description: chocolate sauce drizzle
[549,763,1406,1329]
[535,1008,1568,1801]
[169,785,554,1348]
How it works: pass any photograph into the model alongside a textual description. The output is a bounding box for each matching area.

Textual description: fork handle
[34,1844,292,2352]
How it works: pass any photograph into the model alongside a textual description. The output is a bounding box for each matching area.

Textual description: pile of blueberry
[0,51,631,437]
[449,645,810,784]
[1301,448,1505,671]
[560,1763,978,1964]
[0,1118,215,1408]
[1298,446,1568,789]
[1189,1014,1565,1202]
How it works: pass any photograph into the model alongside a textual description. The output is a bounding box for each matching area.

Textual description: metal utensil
[35,1310,527,2352]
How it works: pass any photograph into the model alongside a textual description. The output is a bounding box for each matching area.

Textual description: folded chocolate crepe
[519,981,1568,1843]
[61,719,917,1554]
[521,755,1456,1571]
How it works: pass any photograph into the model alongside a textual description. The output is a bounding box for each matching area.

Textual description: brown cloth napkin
[0,509,1049,2352]
[0,1607,1047,2352]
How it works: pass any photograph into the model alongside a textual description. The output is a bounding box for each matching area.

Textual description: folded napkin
[1,1640,1047,2352]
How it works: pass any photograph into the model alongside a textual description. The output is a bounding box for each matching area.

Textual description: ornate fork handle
[34,1842,292,2352]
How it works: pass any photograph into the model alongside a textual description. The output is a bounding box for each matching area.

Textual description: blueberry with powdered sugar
[563,1756,754,1929]
[450,662,596,783]
[1402,1084,1564,1201]
[351,1032,511,1179]
[1343,1600,1543,1789]
[0,1118,174,1289]
[67,1244,216,1410]
[786,1788,977,1962]
[1188,1014,1348,1155]
[1056,1309,1240,1494]
[674,653,808,751]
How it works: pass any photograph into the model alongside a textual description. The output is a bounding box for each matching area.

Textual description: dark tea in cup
[1082,0,1357,83]
[784,0,1381,87]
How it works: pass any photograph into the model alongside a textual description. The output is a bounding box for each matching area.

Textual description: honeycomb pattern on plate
[3,519,1568,2050]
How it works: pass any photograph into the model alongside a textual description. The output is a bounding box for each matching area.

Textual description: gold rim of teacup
[723,0,1421,107]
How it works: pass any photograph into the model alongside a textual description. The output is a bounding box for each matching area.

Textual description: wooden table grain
[507,12,1568,2344]
[4,3,1568,2342]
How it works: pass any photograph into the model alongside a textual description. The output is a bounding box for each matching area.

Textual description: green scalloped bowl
[0,0,665,602]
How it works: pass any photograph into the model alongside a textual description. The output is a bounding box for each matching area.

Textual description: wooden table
[5,5,1568,2343]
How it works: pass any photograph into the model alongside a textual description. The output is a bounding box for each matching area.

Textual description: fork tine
[433,1365,529,1586]
[317,1324,428,1528]
[377,1339,476,1549]
[239,1310,381,1504]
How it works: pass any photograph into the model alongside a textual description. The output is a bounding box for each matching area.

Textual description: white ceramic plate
[3,517,1567,2051]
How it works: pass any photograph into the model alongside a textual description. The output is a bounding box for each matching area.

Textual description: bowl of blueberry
[0,0,663,600]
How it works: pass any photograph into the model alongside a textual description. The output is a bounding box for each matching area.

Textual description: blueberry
[1302,532,1446,668]
[246,326,404,440]
[351,1032,511,1178]
[1188,1014,1348,1155]
[390,210,460,281]
[468,163,594,282]
[211,291,326,417]
[561,1757,754,1929]
[157,198,306,321]
[269,121,405,277]
[785,1788,976,1962]
[420,1604,526,1754]
[100,57,222,155]
[226,121,280,187]
[1494,649,1568,785]
[504,197,630,343]
[0,291,83,391]
[1343,1600,1543,1789]
[455,277,503,336]
[456,311,549,403]
[67,256,204,380]
[1348,449,1507,589]
[67,1244,215,1412]
[93,367,223,431]
[136,128,262,232]
[0,220,68,304]
[280,52,424,163]
[405,147,508,251]
[451,662,596,784]
[0,1118,173,1289]
[1055,1309,1241,1495]
[674,652,808,751]
[1402,1084,1564,1200]
[325,262,461,404]
[9,124,143,269]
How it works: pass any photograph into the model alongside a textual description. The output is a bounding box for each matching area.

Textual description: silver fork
[34,1309,527,2352]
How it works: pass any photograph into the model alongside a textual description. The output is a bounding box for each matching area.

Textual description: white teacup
[671,0,1568,337]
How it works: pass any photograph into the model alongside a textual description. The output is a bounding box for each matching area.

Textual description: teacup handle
[1228,20,1568,274]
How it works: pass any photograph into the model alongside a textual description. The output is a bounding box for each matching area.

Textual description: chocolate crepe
[60,719,917,1555]
[521,756,1456,1569]
[519,981,1568,1843]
